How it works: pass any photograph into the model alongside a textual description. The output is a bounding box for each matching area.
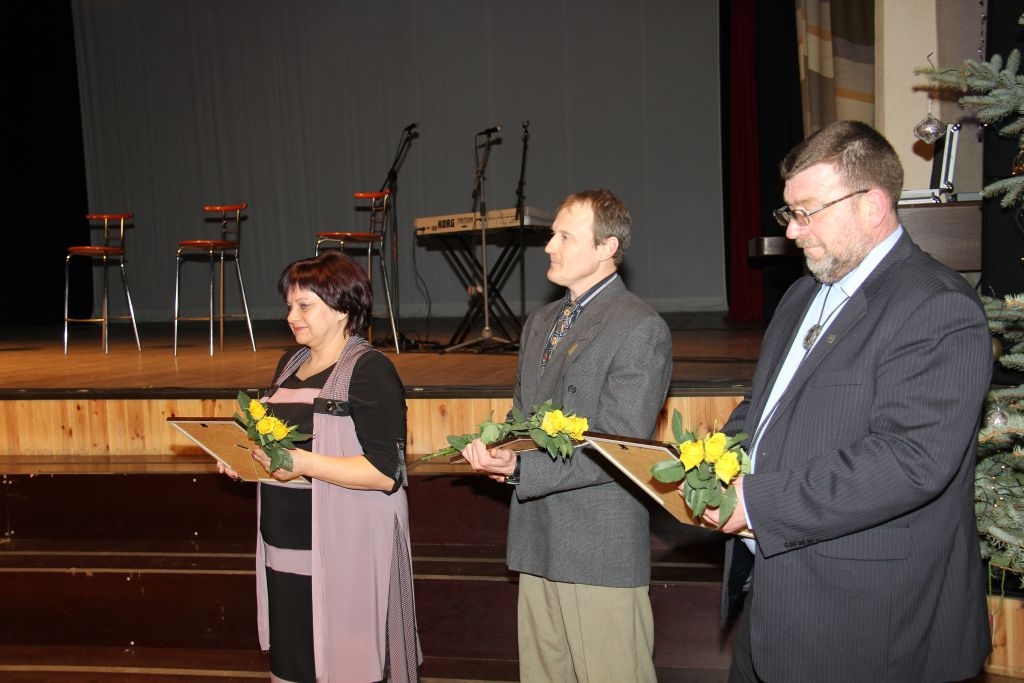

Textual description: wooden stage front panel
[0,395,743,474]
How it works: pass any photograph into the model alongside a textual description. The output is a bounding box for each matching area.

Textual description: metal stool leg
[101,255,110,354]
[173,252,182,355]
[208,251,216,357]
[232,257,257,352]
[119,261,141,351]
[63,255,72,354]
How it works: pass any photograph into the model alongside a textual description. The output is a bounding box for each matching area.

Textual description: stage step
[0,473,731,680]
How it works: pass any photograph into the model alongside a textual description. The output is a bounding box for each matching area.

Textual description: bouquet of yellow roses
[235,391,313,473]
[650,409,750,528]
[423,399,589,461]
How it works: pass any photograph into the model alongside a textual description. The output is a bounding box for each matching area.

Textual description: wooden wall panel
[0,394,744,473]
[987,594,1024,678]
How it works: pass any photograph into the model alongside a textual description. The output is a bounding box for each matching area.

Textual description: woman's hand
[251,447,305,482]
[216,461,240,480]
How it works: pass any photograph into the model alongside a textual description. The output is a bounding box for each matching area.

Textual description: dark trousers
[728,600,764,683]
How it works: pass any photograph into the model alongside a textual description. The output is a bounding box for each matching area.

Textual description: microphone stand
[378,125,417,349]
[446,130,511,352]
[514,121,530,320]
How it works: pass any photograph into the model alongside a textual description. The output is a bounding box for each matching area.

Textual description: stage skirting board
[0,393,743,474]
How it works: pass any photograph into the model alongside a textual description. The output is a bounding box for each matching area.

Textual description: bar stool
[315,190,400,353]
[64,212,141,354]
[173,203,256,356]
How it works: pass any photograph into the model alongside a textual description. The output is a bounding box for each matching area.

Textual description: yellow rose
[678,439,705,470]
[256,416,275,435]
[248,399,266,420]
[565,416,588,441]
[541,409,567,437]
[271,420,290,441]
[704,432,727,463]
[715,451,741,484]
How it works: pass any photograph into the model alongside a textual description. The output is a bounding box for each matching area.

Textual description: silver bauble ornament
[985,407,1010,428]
[913,113,947,144]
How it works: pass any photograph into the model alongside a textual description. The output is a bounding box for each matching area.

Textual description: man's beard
[799,231,875,284]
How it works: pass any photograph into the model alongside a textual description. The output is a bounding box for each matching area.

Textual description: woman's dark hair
[277,251,372,336]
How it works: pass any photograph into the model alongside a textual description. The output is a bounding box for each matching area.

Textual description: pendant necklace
[802,285,848,351]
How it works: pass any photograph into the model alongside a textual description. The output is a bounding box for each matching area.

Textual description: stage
[0,314,760,474]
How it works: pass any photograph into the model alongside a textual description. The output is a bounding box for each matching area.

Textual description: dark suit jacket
[722,232,992,682]
[507,277,673,587]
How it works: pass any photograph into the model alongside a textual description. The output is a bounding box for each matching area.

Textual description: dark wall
[754,0,805,318]
[7,1,90,325]
[982,0,1024,296]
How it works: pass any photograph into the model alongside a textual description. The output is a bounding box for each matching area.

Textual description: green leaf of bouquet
[671,409,684,444]
[496,420,516,440]
[510,406,525,424]
[237,390,251,412]
[479,422,503,444]
[279,435,310,449]
[685,485,708,517]
[718,487,738,527]
[528,427,550,452]
[704,487,723,507]
[691,463,715,484]
[685,467,705,489]
[650,458,685,483]
[266,445,293,472]
[534,399,558,414]
[725,432,748,450]
[446,433,473,450]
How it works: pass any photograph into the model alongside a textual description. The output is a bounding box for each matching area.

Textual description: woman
[227,251,419,682]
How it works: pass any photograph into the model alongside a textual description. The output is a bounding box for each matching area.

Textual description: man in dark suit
[462,189,672,682]
[700,121,992,682]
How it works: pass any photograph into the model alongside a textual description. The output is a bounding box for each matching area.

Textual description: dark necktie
[541,303,575,367]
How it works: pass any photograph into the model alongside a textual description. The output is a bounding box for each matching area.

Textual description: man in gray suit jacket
[701,121,992,682]
[463,189,672,682]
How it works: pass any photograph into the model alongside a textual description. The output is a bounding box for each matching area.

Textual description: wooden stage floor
[0,314,761,397]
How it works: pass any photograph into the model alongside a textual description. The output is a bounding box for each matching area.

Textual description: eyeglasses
[773,189,869,227]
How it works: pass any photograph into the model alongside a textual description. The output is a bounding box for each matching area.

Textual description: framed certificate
[585,432,752,537]
[168,416,288,483]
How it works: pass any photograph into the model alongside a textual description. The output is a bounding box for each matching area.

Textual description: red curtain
[725,0,763,322]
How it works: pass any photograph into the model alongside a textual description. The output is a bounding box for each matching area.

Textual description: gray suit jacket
[723,233,992,682]
[507,277,673,587]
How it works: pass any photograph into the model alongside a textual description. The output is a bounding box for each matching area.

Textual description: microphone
[477,123,502,136]
[403,122,418,133]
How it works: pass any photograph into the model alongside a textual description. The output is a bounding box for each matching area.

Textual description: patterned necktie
[541,302,575,367]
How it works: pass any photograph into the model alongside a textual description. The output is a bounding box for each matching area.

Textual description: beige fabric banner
[796,0,876,134]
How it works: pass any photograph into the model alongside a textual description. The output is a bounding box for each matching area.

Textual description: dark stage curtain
[6,1,90,325]
[722,0,804,321]
[723,0,762,322]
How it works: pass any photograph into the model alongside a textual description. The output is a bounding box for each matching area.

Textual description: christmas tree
[917,18,1024,586]
[977,295,1024,585]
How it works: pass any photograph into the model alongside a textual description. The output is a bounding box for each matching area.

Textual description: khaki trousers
[517,573,656,683]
